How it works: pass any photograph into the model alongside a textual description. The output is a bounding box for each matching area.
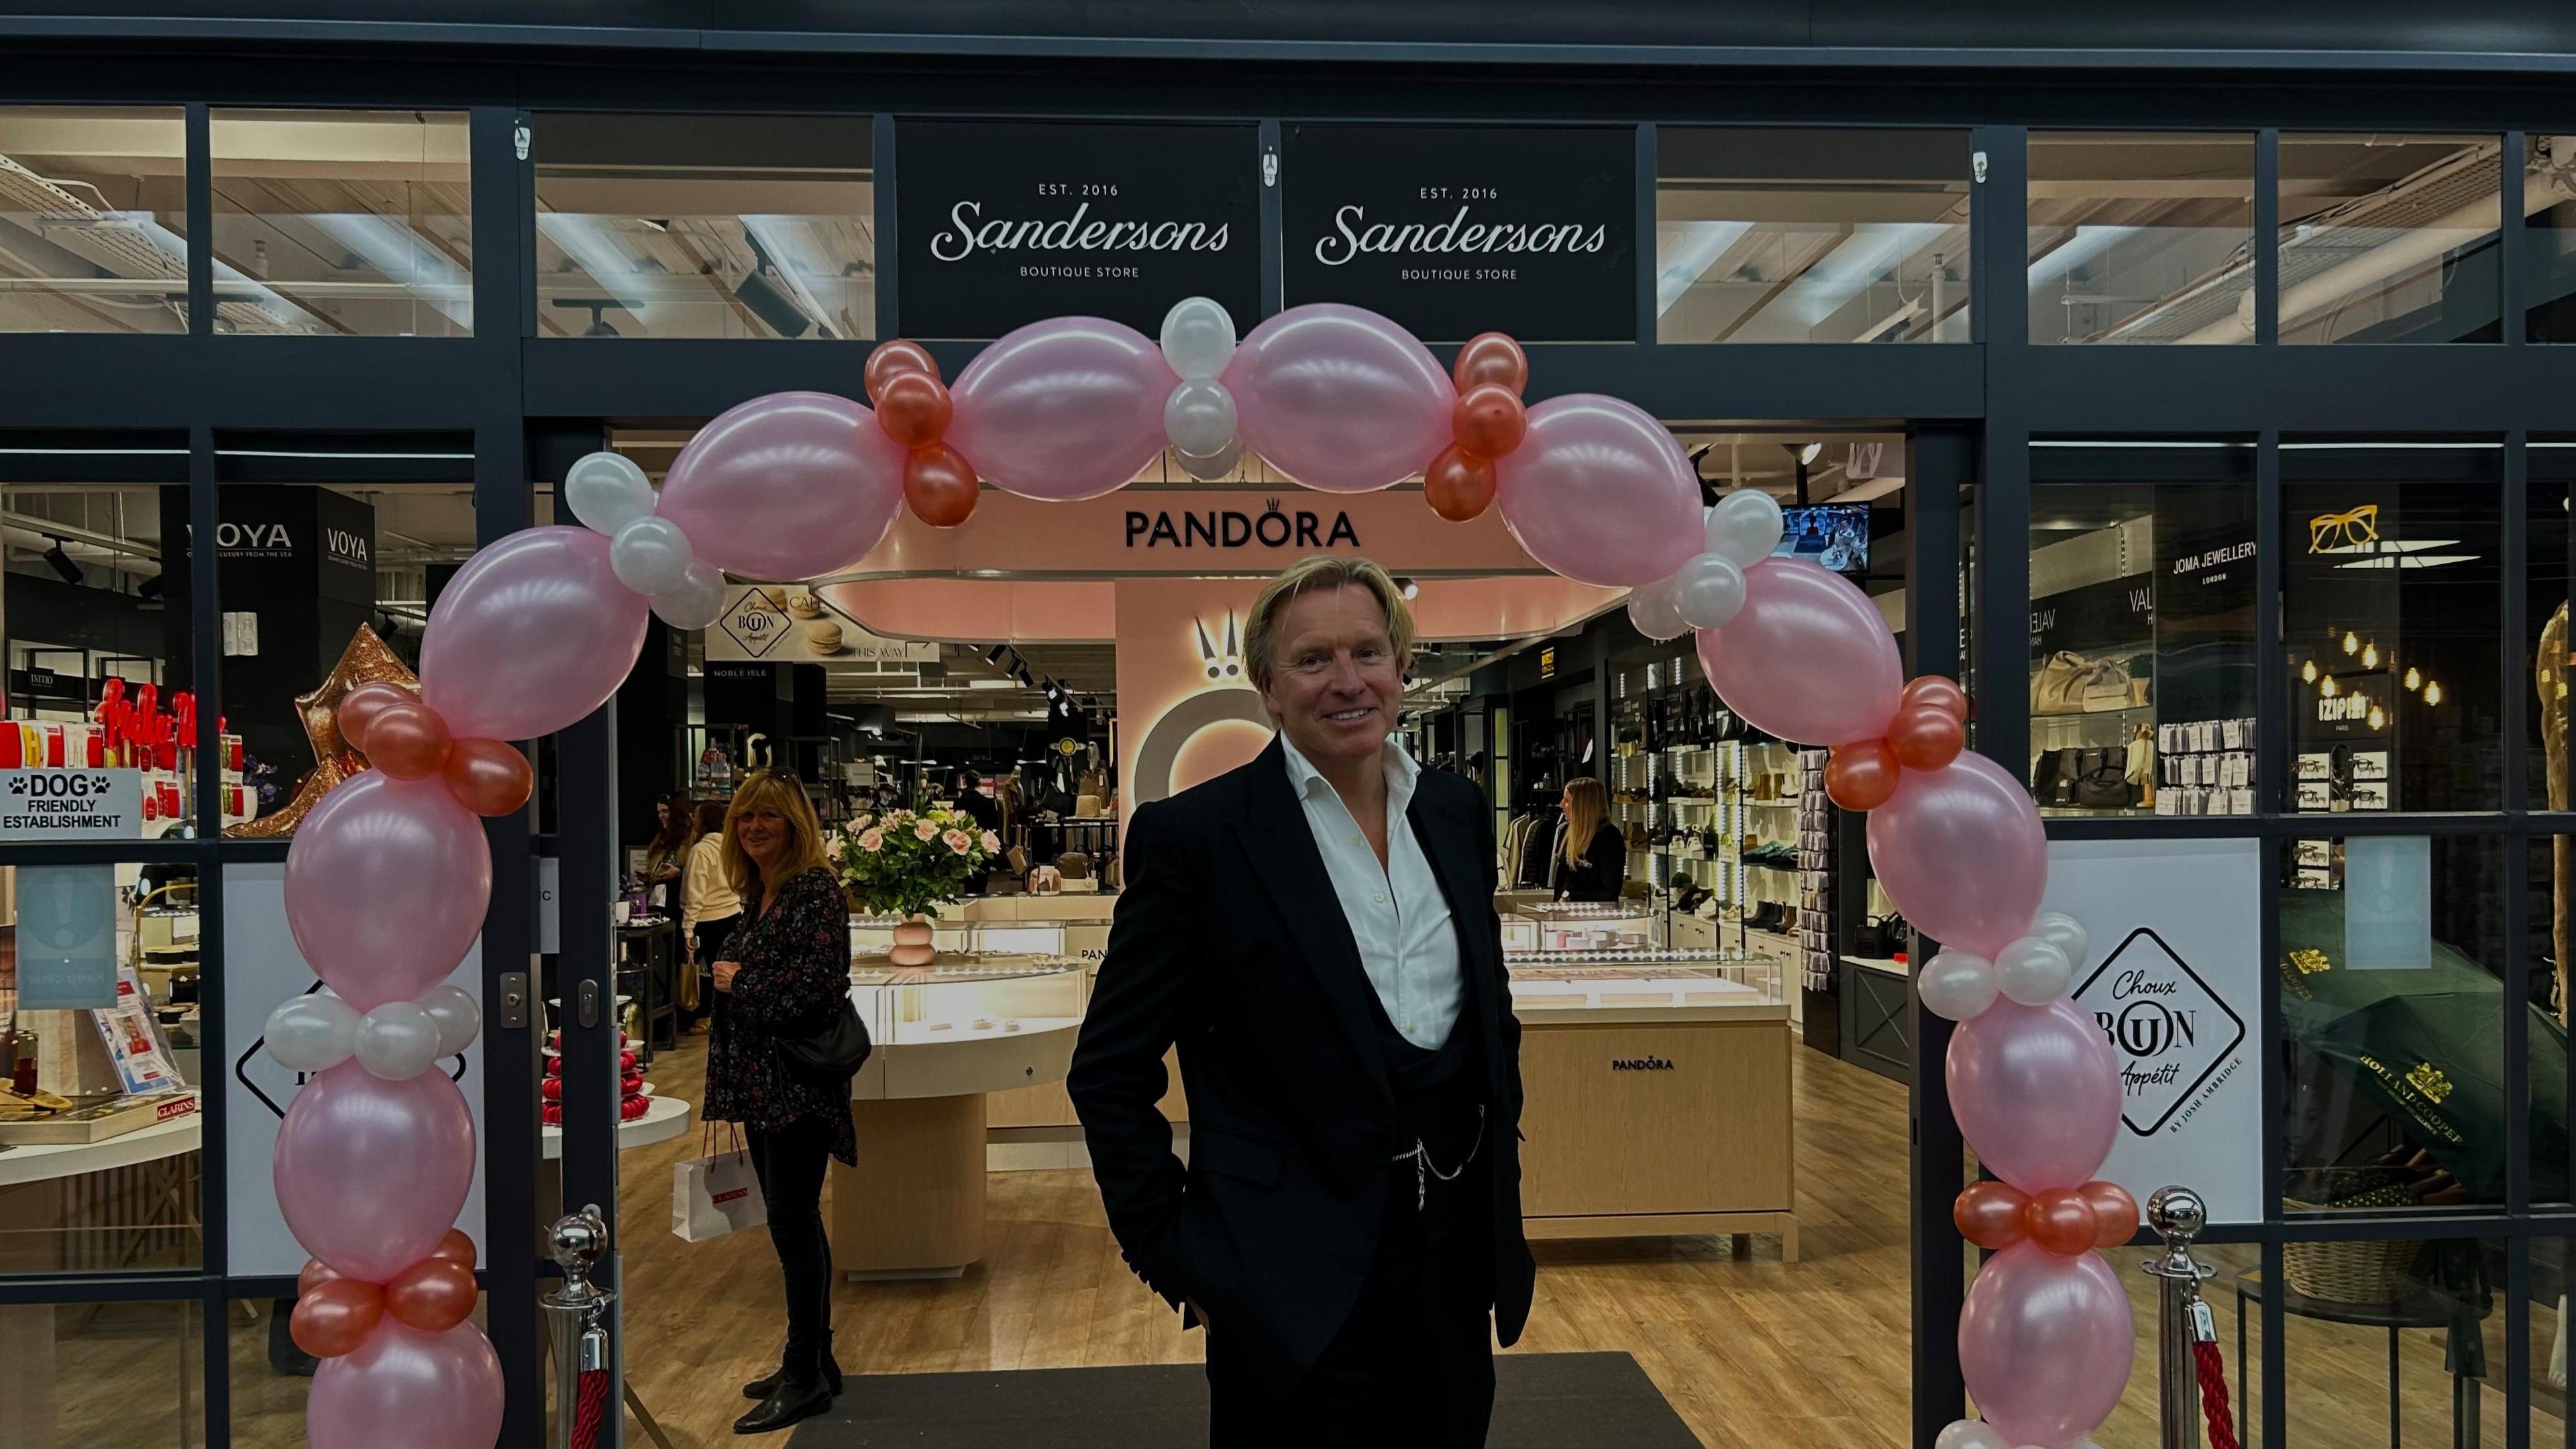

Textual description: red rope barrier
[2194,1338,2240,1449]
[571,1366,611,1449]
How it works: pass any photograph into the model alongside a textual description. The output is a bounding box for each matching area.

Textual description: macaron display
[802,620,845,654]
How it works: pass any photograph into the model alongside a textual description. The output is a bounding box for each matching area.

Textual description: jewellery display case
[847,958,1086,1048]
[1510,945,1797,1260]
[1511,902,1658,953]
[851,918,1070,960]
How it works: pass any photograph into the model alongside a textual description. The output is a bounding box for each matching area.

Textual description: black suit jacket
[1068,737,1536,1391]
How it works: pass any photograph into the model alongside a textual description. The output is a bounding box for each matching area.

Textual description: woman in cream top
[680,800,744,1032]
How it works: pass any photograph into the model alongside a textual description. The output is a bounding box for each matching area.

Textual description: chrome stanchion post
[2142,1185,2218,1449]
[540,1208,616,1449]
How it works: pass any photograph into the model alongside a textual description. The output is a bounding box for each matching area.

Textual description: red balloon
[443,739,532,817]
[1451,383,1529,460]
[905,444,979,528]
[1886,703,1966,772]
[297,1256,343,1299]
[1901,674,1970,723]
[364,700,453,780]
[2023,1187,2100,1256]
[1452,332,1528,394]
[336,682,414,755]
[863,339,941,403]
[1823,739,1901,812]
[1424,444,1497,523]
[2080,1180,2140,1249]
[874,369,953,449]
[291,1277,385,1358]
[384,1256,479,1333]
[427,1228,478,1271]
[1953,1181,2028,1250]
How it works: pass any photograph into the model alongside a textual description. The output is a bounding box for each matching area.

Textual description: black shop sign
[1283,124,1635,343]
[895,119,1260,339]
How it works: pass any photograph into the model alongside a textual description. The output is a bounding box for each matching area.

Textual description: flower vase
[890,915,936,967]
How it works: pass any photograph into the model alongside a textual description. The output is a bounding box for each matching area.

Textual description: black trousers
[1204,1159,1496,1449]
[745,1115,835,1379]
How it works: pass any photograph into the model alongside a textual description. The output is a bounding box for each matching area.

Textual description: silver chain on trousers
[1391,1104,1486,1212]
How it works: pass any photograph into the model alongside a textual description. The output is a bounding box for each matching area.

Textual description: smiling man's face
[1260,583,1402,771]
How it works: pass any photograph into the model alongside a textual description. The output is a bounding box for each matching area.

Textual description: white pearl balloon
[354,1000,445,1081]
[1671,552,1748,631]
[2031,910,2092,973]
[1994,935,2075,1006]
[1164,378,1238,458]
[610,515,696,596]
[1705,487,1786,568]
[418,983,482,1058]
[1917,951,2000,1022]
[1175,437,1243,483]
[1159,296,1238,380]
[1934,1419,2010,1449]
[564,451,657,536]
[651,561,729,631]
[265,991,359,1072]
[1626,578,1690,641]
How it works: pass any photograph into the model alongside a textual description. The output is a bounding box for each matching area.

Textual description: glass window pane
[2027,131,2254,344]
[2284,443,2502,814]
[2029,443,2257,818]
[2533,441,2575,811]
[535,113,874,340]
[2279,134,2501,345]
[2527,838,2569,1206]
[7,1298,204,1447]
[2284,835,2506,1210]
[2528,135,2576,342]
[0,107,189,333]
[1654,127,1970,343]
[210,109,472,337]
[2269,1235,2510,1445]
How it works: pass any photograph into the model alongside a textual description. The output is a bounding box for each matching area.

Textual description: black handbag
[2076,757,2134,809]
[776,998,873,1083]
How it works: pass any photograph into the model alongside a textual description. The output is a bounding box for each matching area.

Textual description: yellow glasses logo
[2308,505,2379,554]
[2404,1062,2455,1104]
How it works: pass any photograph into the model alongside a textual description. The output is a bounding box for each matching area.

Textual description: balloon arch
[263,300,2128,1449]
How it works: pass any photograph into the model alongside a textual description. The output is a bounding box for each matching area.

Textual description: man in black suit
[1069,555,1534,1446]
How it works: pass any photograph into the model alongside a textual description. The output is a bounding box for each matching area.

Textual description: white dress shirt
[1279,733,1464,1050]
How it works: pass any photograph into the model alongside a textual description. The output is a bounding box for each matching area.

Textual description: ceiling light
[2367,706,2385,731]
[2404,667,2422,691]
[1798,442,1823,466]
[2361,641,2379,669]
[42,537,81,586]
[2301,659,2318,684]
[2343,631,2360,655]
[2423,680,2443,706]
[1395,576,1419,600]
[2320,676,2339,698]
[985,645,1008,665]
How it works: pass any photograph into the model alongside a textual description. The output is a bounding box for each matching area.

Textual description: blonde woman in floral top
[706,771,853,1434]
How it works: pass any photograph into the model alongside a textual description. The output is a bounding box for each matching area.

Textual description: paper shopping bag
[672,1124,766,1241]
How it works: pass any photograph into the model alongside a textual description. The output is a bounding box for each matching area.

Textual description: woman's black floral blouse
[705,864,857,1165]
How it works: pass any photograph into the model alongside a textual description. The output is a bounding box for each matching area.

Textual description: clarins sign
[896,119,1260,339]
[1283,124,1635,342]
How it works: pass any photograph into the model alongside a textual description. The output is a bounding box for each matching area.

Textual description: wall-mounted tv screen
[1774,502,1871,573]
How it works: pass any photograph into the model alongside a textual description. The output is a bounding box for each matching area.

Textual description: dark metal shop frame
[0,21,2573,1447]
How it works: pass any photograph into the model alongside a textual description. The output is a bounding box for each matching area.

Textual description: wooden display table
[827,957,1085,1279]
[0,1095,203,1449]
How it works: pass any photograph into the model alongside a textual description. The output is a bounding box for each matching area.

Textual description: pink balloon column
[268,298,2129,1448]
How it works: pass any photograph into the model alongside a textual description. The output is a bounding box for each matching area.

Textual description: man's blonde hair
[721,769,832,898]
[1243,555,1416,693]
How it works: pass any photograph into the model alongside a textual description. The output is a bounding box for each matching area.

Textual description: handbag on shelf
[2031,651,2132,716]
[2075,753,2135,810]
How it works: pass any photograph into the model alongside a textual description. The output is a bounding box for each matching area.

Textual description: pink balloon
[1493,394,1705,588]
[309,1320,503,1449]
[1947,999,2122,1195]
[417,527,648,743]
[1697,560,1905,744]
[276,1063,476,1283]
[1866,751,2048,957]
[1223,303,1454,494]
[656,391,908,579]
[1959,1243,2135,1448]
[945,317,1177,502]
[285,771,490,1011]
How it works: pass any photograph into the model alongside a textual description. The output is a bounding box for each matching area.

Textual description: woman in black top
[1553,776,1627,903]
[706,771,855,1434]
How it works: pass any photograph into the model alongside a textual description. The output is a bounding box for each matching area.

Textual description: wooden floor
[25,1027,2547,1447]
